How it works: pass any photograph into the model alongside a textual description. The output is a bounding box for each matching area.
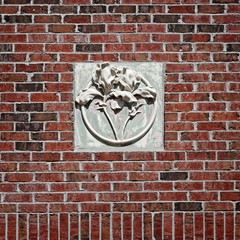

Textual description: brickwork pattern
[0,0,240,238]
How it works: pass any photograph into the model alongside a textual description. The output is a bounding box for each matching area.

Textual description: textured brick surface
[0,0,239,238]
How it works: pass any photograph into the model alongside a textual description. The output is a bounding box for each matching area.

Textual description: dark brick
[78,25,105,33]
[168,24,194,33]
[0,44,12,52]
[160,172,188,181]
[76,44,102,52]
[16,83,43,92]
[16,103,43,112]
[236,202,240,211]
[109,5,136,13]
[4,15,32,23]
[50,6,77,14]
[197,25,224,32]
[16,142,43,151]
[16,123,43,131]
[227,44,240,52]
[175,202,202,211]
[80,6,106,13]
[153,15,180,23]
[4,0,30,3]
[0,54,25,62]
[31,113,57,121]
[1,113,28,122]
[93,0,120,3]
[33,0,60,3]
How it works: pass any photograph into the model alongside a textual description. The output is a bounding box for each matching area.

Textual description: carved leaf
[76,89,102,106]
[133,86,157,99]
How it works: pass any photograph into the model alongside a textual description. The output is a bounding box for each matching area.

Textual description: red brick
[130,192,158,201]
[81,203,110,212]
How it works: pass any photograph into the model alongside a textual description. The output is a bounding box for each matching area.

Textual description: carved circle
[80,77,157,147]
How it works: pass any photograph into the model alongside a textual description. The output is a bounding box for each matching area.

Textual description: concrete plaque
[74,62,164,152]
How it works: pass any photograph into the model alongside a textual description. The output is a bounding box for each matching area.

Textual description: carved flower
[76,62,157,140]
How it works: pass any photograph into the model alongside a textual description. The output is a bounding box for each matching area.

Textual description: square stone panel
[74,62,164,152]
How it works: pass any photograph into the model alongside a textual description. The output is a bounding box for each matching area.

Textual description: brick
[34,0,60,3]
[169,24,195,32]
[160,172,188,181]
[130,192,158,201]
[18,204,47,213]
[28,34,57,43]
[16,123,43,131]
[0,44,12,52]
[198,5,224,13]
[5,173,33,182]
[1,132,29,141]
[5,194,32,202]
[16,103,43,112]
[78,24,105,33]
[76,44,102,52]
[114,203,142,212]
[64,15,90,23]
[31,113,57,121]
[0,53,26,62]
[184,33,210,42]
[93,14,121,23]
[183,15,210,23]
[67,193,96,202]
[175,202,202,211]
[154,15,180,23]
[16,83,43,92]
[80,5,106,13]
[34,15,61,23]
[205,202,233,211]
[50,6,77,14]
[98,172,127,181]
[48,25,75,33]
[129,172,158,181]
[153,33,181,42]
[81,203,110,212]
[108,24,136,33]
[4,15,32,23]
[120,53,148,61]
[196,43,224,52]
[214,34,240,42]
[0,6,18,13]
[139,5,164,13]
[16,142,43,151]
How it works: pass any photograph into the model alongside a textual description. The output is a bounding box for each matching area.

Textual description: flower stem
[103,108,119,140]
[122,116,131,139]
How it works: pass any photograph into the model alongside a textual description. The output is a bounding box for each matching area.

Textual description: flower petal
[108,90,138,105]
[133,86,157,99]
[76,89,102,106]
[92,62,117,94]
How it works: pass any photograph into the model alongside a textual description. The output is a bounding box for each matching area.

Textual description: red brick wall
[0,0,240,238]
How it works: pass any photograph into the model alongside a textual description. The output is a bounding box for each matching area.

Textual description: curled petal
[116,67,141,92]
[133,86,157,99]
[108,90,138,105]
[92,62,117,94]
[76,89,102,106]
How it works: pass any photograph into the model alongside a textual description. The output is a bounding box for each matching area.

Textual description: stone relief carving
[75,62,158,147]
